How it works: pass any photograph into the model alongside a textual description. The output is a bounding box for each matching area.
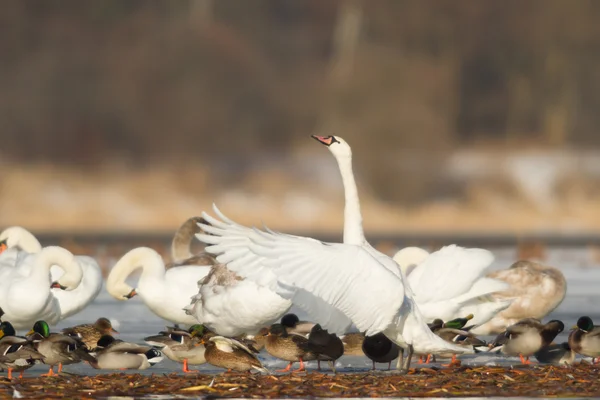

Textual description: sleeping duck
[144,324,208,373]
[361,332,400,370]
[89,335,163,370]
[568,316,600,363]
[489,318,564,364]
[201,335,268,373]
[263,323,318,373]
[307,324,344,372]
[62,317,118,351]
[534,342,575,365]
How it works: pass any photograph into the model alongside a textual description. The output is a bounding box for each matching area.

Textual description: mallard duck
[568,316,600,363]
[429,321,487,366]
[62,317,118,350]
[89,335,163,370]
[264,324,317,372]
[144,324,208,373]
[281,314,315,337]
[362,332,400,370]
[307,324,344,372]
[243,328,268,351]
[473,260,567,335]
[202,336,268,373]
[0,322,44,379]
[341,332,364,356]
[27,320,95,376]
[534,342,575,365]
[489,318,564,364]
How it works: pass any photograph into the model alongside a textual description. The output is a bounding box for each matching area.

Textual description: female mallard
[474,260,567,335]
[362,332,400,370]
[534,342,575,365]
[202,336,268,373]
[281,314,315,336]
[307,324,344,372]
[89,335,163,370]
[27,320,94,376]
[61,317,118,350]
[144,324,208,373]
[0,321,44,379]
[264,324,317,372]
[341,332,364,356]
[568,316,600,363]
[489,318,564,364]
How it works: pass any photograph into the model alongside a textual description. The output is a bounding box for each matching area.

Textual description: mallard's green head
[576,316,594,332]
[0,321,16,339]
[27,320,50,338]
[444,314,474,330]
[189,324,207,338]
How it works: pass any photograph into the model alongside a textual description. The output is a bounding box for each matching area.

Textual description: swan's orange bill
[311,135,334,146]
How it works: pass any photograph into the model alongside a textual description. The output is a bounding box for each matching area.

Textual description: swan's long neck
[336,155,365,245]
[171,220,197,261]
[2,227,43,252]
[110,248,166,288]
[29,246,80,284]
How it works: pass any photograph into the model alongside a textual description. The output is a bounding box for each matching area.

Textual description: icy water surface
[16,246,600,377]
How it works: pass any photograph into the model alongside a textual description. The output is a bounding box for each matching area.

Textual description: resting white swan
[470,260,567,335]
[0,226,103,319]
[195,136,473,370]
[0,246,83,329]
[392,246,512,328]
[106,247,211,325]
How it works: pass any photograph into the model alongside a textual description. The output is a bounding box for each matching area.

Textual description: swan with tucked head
[0,226,102,319]
[0,246,83,329]
[107,247,211,325]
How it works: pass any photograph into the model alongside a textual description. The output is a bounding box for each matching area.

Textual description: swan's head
[0,226,43,252]
[311,135,352,158]
[392,247,430,276]
[106,247,161,301]
[39,246,83,291]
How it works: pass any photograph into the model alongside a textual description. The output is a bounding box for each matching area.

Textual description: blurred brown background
[1,0,600,234]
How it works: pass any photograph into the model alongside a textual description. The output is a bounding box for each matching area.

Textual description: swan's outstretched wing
[407,245,495,304]
[197,205,404,336]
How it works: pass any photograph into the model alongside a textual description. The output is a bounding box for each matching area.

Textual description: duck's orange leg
[6,368,12,380]
[417,356,424,364]
[276,362,293,373]
[425,354,432,364]
[442,354,460,367]
[40,368,55,377]
[18,371,24,379]
[57,363,63,373]
[519,354,531,365]
[182,359,197,373]
[293,358,306,372]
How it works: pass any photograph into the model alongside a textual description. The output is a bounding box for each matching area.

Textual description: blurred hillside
[2,1,600,233]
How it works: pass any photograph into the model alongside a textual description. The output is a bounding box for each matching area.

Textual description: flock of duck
[0,134,592,380]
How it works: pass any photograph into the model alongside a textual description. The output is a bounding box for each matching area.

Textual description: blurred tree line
[1,0,600,202]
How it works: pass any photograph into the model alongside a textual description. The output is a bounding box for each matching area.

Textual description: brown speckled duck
[144,324,208,373]
[202,336,268,373]
[62,317,118,350]
[264,323,317,372]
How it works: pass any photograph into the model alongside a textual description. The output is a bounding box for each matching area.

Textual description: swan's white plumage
[186,209,352,336]
[393,246,512,327]
[196,205,473,355]
[0,226,102,319]
[0,246,82,329]
[107,247,211,326]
